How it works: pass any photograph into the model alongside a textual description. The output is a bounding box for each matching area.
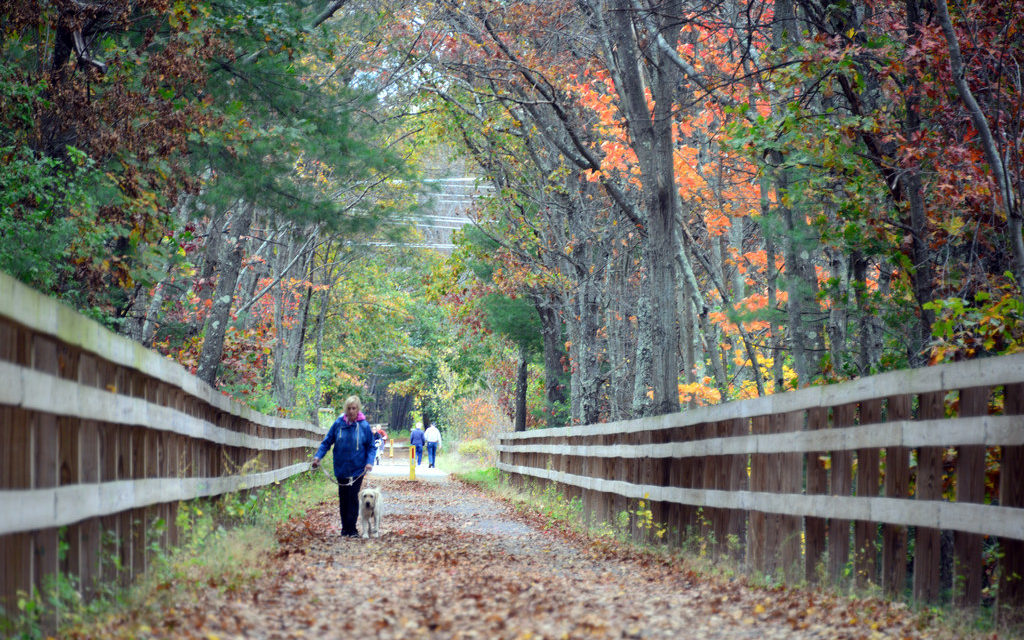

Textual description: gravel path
[140,476,937,639]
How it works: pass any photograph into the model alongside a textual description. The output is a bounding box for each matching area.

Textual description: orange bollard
[409,445,416,481]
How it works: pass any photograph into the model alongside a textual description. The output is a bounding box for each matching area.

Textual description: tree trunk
[514,346,528,432]
[826,246,850,376]
[597,0,682,417]
[853,253,884,376]
[676,228,729,397]
[607,245,636,420]
[574,275,603,425]
[196,211,227,312]
[771,0,826,386]
[901,0,938,365]
[390,394,414,430]
[761,181,786,392]
[536,298,567,427]
[272,235,315,409]
[196,203,254,387]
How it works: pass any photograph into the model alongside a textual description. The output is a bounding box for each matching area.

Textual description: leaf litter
[73,477,976,639]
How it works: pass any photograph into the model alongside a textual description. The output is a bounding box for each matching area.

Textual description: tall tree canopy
[2,0,1022,430]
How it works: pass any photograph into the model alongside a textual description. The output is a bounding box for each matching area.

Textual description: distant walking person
[410,422,425,466]
[424,423,442,468]
[372,425,386,465]
[311,396,375,538]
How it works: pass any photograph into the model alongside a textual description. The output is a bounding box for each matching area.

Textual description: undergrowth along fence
[498,356,1024,613]
[0,272,323,611]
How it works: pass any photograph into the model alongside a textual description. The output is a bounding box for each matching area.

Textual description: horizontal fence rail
[0,273,323,611]
[499,355,1024,612]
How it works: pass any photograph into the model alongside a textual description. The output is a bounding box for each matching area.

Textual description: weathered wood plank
[495,463,1024,540]
[500,353,1024,442]
[496,413,1024,459]
[1,360,320,450]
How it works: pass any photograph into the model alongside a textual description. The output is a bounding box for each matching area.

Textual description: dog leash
[315,462,366,487]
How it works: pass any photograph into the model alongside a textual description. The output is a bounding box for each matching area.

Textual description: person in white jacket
[424,423,442,468]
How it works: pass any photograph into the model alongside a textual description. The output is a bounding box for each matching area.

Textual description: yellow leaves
[937,215,966,236]
[678,380,721,406]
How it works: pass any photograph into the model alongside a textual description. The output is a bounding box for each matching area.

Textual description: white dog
[358,487,382,538]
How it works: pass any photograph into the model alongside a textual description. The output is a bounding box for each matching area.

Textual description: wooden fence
[0,273,323,611]
[498,355,1024,611]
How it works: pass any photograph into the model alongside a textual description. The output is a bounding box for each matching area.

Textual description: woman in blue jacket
[311,396,376,538]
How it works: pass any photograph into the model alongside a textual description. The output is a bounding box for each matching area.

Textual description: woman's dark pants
[338,476,364,536]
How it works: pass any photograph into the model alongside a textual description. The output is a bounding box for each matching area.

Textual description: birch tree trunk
[272,232,316,409]
[196,203,255,387]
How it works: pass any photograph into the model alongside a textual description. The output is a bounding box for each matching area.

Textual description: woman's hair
[344,395,362,411]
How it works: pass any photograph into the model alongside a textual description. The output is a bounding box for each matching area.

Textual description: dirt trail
[156,477,932,639]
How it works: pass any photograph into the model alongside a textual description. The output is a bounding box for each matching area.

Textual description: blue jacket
[315,415,376,479]
[410,427,425,447]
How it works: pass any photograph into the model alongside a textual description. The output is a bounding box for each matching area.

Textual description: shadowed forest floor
[72,477,968,639]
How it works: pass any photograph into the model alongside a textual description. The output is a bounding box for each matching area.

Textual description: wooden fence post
[805,406,829,583]
[727,418,748,558]
[1000,383,1024,623]
[829,402,857,584]
[778,410,803,581]
[1,407,33,611]
[882,395,911,598]
[748,415,770,573]
[955,386,989,607]
[914,390,946,603]
[855,399,882,588]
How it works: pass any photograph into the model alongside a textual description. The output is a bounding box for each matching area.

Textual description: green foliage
[0,64,106,295]
[924,279,1024,363]
[455,466,500,490]
[195,0,416,230]
[456,437,495,459]
[0,144,92,290]
[481,293,543,355]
